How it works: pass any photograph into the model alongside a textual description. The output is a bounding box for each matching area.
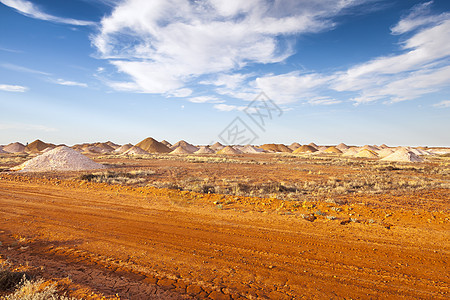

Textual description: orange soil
[0,174,448,299]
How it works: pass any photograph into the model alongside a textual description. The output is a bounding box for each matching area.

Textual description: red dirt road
[0,177,449,299]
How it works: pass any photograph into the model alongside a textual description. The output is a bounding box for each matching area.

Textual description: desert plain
[0,138,449,299]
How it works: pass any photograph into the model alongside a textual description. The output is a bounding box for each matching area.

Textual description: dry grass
[79,154,449,202]
[0,261,76,300]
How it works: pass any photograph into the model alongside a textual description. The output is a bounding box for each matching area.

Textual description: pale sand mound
[325,146,343,154]
[217,146,242,155]
[135,137,171,153]
[3,142,26,153]
[408,147,432,156]
[355,149,379,158]
[336,143,349,151]
[114,144,133,153]
[12,146,105,172]
[0,148,7,154]
[123,146,150,155]
[210,142,225,151]
[379,144,389,149]
[377,148,395,158]
[342,147,359,157]
[289,142,301,151]
[293,145,318,153]
[195,146,215,154]
[381,148,423,162]
[170,146,193,154]
[317,146,328,152]
[241,145,265,154]
[170,140,198,153]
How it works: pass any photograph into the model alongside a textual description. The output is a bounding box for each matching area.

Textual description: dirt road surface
[0,176,448,299]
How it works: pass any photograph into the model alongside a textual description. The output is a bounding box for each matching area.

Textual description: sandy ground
[0,174,448,299]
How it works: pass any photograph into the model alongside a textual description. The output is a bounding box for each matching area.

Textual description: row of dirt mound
[3,138,443,164]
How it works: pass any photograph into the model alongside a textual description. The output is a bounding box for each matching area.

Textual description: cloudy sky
[0,0,449,146]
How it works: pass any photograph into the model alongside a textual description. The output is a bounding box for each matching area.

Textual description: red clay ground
[0,174,448,299]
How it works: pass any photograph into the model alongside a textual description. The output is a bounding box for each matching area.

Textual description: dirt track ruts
[0,179,449,299]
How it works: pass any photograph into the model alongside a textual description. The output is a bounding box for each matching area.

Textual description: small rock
[301,214,316,222]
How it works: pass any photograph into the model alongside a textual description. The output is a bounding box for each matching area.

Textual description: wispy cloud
[246,2,450,106]
[0,123,57,132]
[0,0,96,26]
[0,46,23,53]
[54,78,88,87]
[0,84,28,92]
[188,96,224,104]
[1,63,51,75]
[390,1,449,34]
[213,104,246,112]
[92,0,370,94]
[433,100,450,108]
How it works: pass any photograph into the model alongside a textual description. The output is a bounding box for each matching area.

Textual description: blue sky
[0,0,449,146]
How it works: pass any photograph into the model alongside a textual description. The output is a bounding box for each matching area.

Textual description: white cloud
[167,88,192,98]
[433,100,450,108]
[213,104,246,111]
[54,79,88,87]
[93,0,368,94]
[0,123,57,132]
[0,84,28,92]
[188,96,224,104]
[333,16,450,104]
[0,0,95,26]
[255,71,334,104]
[390,1,449,34]
[308,97,342,105]
[201,73,254,90]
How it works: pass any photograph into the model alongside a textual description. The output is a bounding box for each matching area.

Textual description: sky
[0,0,449,147]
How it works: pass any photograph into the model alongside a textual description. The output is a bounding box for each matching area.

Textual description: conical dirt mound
[241,145,265,154]
[170,146,193,154]
[355,149,378,158]
[123,146,150,155]
[293,145,318,153]
[25,139,54,153]
[195,146,215,154]
[3,142,25,153]
[114,144,133,153]
[342,147,359,157]
[210,142,225,151]
[171,140,198,153]
[289,142,301,150]
[12,146,106,172]
[325,146,343,154]
[217,146,242,155]
[161,140,172,147]
[308,143,318,149]
[381,148,423,162]
[135,137,171,153]
[336,143,349,151]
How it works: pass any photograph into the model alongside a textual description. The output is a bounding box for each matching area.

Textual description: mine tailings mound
[11,146,106,172]
[135,137,171,153]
